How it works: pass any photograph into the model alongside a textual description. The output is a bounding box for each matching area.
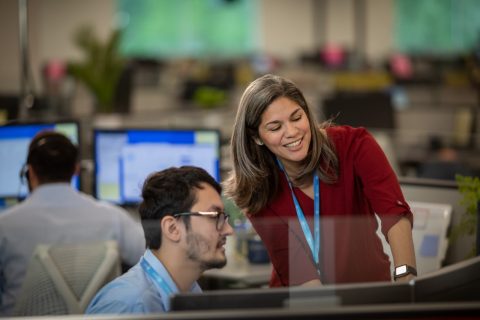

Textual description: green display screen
[395,0,480,54]
[117,0,259,59]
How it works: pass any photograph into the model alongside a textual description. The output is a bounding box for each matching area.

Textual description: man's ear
[26,164,38,191]
[160,215,182,242]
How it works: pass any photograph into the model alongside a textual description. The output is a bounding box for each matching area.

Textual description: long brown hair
[223,74,338,214]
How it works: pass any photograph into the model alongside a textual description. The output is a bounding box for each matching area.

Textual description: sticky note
[420,234,439,257]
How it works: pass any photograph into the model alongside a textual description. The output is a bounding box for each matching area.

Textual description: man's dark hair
[139,166,222,249]
[26,131,78,183]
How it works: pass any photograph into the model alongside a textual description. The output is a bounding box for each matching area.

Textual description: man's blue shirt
[86,249,202,314]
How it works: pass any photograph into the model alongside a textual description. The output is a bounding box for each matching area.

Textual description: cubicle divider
[377,201,452,277]
[399,177,472,265]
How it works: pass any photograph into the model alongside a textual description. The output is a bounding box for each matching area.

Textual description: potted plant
[452,175,480,257]
[67,25,125,114]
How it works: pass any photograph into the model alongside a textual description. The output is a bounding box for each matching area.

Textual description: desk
[201,255,271,289]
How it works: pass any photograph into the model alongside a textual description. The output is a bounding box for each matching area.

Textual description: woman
[224,74,416,287]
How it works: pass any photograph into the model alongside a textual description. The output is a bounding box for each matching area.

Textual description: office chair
[14,240,121,316]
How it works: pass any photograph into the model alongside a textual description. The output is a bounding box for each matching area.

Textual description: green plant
[193,86,227,109]
[67,26,125,113]
[452,174,480,257]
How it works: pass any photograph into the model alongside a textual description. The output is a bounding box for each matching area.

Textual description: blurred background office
[0,0,480,295]
[1,0,479,181]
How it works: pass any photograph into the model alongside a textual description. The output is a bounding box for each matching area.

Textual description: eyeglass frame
[173,211,230,231]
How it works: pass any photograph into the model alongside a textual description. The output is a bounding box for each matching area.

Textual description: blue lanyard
[277,159,321,266]
[140,257,175,296]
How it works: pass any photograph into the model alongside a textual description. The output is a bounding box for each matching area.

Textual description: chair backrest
[14,240,121,316]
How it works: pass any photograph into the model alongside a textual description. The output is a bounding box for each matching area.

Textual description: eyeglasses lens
[216,212,228,230]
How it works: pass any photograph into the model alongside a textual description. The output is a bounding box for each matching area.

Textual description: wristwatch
[393,264,417,280]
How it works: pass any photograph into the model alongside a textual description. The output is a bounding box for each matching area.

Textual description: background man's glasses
[173,211,230,231]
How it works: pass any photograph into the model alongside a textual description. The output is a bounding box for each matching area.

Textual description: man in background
[0,130,145,316]
[86,166,234,314]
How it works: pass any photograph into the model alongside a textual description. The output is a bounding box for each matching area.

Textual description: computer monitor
[93,127,221,206]
[172,257,480,311]
[321,91,395,130]
[0,120,81,201]
[170,281,412,311]
[414,255,480,302]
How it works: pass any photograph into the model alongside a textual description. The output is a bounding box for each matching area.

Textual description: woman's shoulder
[325,124,368,137]
[325,125,371,144]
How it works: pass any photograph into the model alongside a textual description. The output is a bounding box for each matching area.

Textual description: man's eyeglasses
[173,211,230,231]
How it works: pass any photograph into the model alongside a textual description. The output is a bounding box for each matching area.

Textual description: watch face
[395,265,407,275]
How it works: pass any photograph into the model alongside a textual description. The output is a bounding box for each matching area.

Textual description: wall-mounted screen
[0,121,81,200]
[93,128,221,206]
[117,0,259,59]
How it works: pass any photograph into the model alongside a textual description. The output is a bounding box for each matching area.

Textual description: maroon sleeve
[248,206,320,287]
[351,128,413,236]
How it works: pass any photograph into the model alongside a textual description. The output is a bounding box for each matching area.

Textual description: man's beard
[186,233,227,270]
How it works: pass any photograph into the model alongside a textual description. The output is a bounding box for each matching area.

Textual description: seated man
[0,131,145,316]
[86,166,234,314]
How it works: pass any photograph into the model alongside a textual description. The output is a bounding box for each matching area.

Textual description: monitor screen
[0,121,81,200]
[93,128,221,206]
[321,91,395,130]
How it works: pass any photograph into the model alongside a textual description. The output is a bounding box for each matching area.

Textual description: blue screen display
[0,121,80,199]
[93,128,220,205]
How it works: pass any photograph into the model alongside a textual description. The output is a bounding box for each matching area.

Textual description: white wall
[0,0,395,94]
[258,0,316,58]
[0,0,22,93]
[365,0,395,61]
[325,0,356,47]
